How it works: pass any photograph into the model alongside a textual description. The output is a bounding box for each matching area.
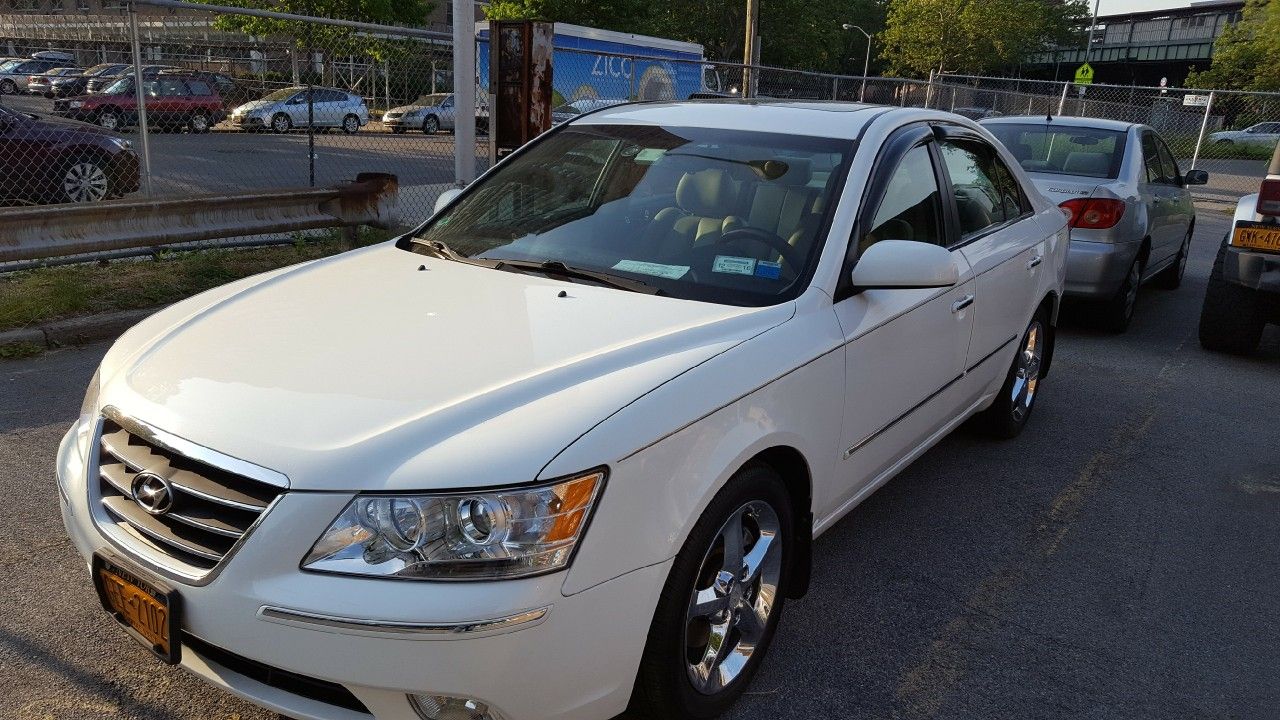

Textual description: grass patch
[0,227,393,333]
[0,341,44,359]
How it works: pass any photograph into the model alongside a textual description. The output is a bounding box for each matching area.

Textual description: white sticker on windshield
[613,260,689,280]
[712,255,757,276]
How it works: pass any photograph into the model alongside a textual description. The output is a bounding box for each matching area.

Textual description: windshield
[412,124,851,306]
[83,63,115,75]
[0,60,20,73]
[986,123,1126,179]
[102,76,132,94]
[261,87,300,102]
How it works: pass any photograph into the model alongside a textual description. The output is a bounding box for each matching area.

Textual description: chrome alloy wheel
[63,161,109,203]
[1010,320,1044,423]
[683,500,782,695]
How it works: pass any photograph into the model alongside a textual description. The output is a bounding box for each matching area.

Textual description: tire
[271,113,291,133]
[341,113,360,134]
[1155,227,1192,289]
[1102,254,1142,333]
[391,126,406,134]
[631,463,792,720]
[976,312,1048,439]
[423,115,440,135]
[96,109,121,131]
[60,157,111,204]
[1198,239,1265,354]
[0,79,15,95]
[188,111,211,134]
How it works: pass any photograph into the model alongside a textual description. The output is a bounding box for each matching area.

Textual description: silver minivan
[230,86,370,134]
[984,116,1207,331]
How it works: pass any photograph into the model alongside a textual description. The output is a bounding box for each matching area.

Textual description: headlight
[108,136,131,150]
[76,368,101,450]
[69,100,84,108]
[302,470,605,580]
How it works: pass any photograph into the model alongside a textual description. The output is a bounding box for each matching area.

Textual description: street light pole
[743,0,759,98]
[842,23,871,102]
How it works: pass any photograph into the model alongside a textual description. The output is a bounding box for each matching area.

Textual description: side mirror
[1184,169,1209,185]
[434,187,463,214]
[850,240,959,290]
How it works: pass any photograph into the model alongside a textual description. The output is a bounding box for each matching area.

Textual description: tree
[1186,0,1280,92]
[879,0,1087,76]
[197,0,434,60]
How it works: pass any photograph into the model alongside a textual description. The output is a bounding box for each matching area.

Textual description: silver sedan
[983,116,1207,332]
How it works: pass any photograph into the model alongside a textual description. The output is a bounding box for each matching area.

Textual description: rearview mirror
[1184,169,1209,185]
[850,240,960,290]
[434,187,463,215]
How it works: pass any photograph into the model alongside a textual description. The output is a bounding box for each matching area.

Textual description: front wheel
[188,111,211,134]
[271,113,291,133]
[96,109,120,131]
[341,113,360,134]
[0,79,15,95]
[61,158,111,203]
[423,115,440,134]
[631,463,791,719]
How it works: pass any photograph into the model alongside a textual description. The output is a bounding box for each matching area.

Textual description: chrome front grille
[95,418,284,575]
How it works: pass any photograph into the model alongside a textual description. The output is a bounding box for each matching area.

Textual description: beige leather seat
[643,169,743,259]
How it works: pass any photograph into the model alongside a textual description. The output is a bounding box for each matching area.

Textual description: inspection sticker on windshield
[712,256,757,276]
[612,260,689,280]
[754,260,782,279]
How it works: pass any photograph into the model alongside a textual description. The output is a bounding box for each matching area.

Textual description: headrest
[772,158,812,187]
[1011,142,1035,161]
[676,169,732,216]
[1062,151,1110,176]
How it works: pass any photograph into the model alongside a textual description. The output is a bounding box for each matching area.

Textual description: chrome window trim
[257,605,552,640]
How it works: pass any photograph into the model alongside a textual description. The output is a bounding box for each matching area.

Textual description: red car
[53,75,226,133]
[0,103,140,204]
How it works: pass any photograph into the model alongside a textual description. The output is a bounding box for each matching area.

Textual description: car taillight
[1060,198,1126,230]
[1257,178,1280,216]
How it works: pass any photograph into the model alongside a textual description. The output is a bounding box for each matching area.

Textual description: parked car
[983,116,1207,331]
[230,86,369,133]
[159,68,243,104]
[952,106,1003,120]
[1199,142,1280,353]
[26,67,83,97]
[86,64,177,93]
[54,75,227,132]
[0,103,139,204]
[43,62,130,98]
[58,101,1066,720]
[1208,122,1280,148]
[381,92,488,134]
[551,97,628,125]
[0,52,77,95]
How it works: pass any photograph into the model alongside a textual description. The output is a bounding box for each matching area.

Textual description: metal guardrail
[0,173,398,264]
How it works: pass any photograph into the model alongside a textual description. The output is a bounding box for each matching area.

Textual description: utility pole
[453,0,476,184]
[742,0,758,98]
[1080,0,1101,97]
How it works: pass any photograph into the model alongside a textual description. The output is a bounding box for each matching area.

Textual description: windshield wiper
[493,259,662,295]
[409,237,498,268]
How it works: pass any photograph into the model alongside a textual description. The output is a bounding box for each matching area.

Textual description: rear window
[986,124,1126,179]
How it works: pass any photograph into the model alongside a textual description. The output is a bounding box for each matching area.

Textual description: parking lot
[2,210,1277,718]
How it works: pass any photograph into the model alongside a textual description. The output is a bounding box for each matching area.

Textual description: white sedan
[58,101,1066,720]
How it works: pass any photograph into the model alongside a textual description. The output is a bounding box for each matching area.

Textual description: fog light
[408,693,504,720]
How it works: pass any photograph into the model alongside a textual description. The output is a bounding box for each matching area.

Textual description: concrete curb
[0,307,160,352]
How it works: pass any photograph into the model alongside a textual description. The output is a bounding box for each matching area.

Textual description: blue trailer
[477,22,715,106]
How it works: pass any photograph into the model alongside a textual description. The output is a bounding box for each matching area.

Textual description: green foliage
[879,0,1088,76]
[1186,0,1280,92]
[194,0,434,60]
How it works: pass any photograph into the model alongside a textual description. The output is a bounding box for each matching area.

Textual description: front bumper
[108,150,142,196]
[56,422,665,720]
[1063,237,1142,299]
[1222,245,1280,294]
[231,115,266,129]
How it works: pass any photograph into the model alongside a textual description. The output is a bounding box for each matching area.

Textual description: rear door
[1154,135,1194,257]
[940,130,1044,389]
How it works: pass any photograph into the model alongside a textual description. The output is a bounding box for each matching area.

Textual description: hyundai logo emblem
[131,472,174,516]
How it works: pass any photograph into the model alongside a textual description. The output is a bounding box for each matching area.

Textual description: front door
[831,133,976,513]
[1140,130,1181,267]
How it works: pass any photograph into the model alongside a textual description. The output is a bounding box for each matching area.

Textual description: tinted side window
[860,144,945,252]
[940,139,1007,236]
[1141,133,1167,184]
[158,78,188,96]
[988,151,1030,219]
[1155,138,1181,185]
[187,80,212,96]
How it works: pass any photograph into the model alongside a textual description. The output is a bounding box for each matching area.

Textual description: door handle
[1026,255,1043,270]
[951,293,975,313]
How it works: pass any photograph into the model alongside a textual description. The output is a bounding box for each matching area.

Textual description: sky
[1097,0,1223,14]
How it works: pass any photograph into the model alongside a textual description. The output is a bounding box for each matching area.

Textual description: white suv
[59,102,1066,720]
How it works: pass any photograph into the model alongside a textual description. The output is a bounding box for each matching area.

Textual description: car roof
[980,115,1136,133]
[578,100,902,140]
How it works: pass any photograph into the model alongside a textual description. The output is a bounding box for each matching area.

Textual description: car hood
[99,244,792,491]
[23,111,120,137]
[387,103,426,114]
[233,99,280,114]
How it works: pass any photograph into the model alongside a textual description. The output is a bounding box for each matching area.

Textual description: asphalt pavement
[2,211,1279,719]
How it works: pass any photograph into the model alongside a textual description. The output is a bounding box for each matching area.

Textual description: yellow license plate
[1233,222,1280,253]
[93,555,180,663]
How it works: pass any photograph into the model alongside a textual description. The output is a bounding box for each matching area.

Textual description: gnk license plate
[92,554,181,664]
[1233,221,1280,253]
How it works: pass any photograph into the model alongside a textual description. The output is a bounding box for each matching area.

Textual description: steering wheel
[716,227,805,272]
